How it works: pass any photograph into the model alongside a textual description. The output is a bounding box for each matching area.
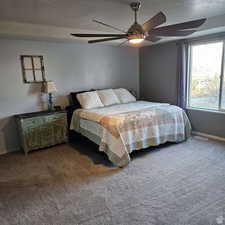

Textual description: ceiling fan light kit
[128,33,145,44]
[71,2,206,46]
[129,37,144,44]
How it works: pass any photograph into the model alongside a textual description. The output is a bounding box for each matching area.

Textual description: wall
[140,42,225,139]
[0,38,139,154]
[140,42,178,105]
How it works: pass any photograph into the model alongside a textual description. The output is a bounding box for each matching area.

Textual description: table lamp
[42,80,57,111]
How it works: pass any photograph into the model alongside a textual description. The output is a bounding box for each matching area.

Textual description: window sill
[186,107,225,115]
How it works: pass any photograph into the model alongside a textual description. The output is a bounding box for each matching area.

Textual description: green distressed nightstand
[15,110,68,155]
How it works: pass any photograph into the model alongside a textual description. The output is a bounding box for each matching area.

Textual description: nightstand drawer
[45,113,66,122]
[21,117,45,130]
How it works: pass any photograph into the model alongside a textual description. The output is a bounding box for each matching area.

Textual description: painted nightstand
[15,110,68,155]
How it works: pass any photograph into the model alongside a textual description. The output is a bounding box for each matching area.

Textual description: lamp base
[48,93,54,111]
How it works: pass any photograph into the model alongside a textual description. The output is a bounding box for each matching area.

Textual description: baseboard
[192,131,225,143]
[0,146,20,156]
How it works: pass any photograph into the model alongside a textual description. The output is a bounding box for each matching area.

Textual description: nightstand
[15,110,68,155]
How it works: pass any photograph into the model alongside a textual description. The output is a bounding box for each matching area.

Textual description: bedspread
[71,101,191,167]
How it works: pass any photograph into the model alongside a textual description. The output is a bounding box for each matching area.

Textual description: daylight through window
[188,41,225,111]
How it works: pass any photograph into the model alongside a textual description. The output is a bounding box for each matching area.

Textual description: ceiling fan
[71,2,206,45]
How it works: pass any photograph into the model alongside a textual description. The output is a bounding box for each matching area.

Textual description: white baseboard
[192,131,225,143]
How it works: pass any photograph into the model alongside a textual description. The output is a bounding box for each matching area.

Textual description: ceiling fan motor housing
[128,23,145,40]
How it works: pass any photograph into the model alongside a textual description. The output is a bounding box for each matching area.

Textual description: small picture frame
[20,55,46,83]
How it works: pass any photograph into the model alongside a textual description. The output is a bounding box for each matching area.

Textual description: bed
[68,89,191,167]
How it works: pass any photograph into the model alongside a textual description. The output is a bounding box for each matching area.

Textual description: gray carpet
[1,136,225,225]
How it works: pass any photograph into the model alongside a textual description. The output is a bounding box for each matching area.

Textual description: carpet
[0,136,225,225]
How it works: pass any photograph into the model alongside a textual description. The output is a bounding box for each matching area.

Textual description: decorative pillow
[76,91,104,109]
[114,88,136,103]
[97,89,120,106]
[70,91,89,108]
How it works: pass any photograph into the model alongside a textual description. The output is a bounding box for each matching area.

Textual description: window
[20,55,46,83]
[188,41,225,111]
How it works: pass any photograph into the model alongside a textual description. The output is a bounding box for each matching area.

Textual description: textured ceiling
[1,0,225,45]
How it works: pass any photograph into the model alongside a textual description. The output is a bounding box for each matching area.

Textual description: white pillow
[76,91,104,109]
[114,88,136,103]
[97,89,120,106]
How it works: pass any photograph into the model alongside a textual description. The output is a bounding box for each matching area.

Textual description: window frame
[187,39,225,112]
[20,55,46,83]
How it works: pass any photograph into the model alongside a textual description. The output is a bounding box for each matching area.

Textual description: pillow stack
[76,88,136,109]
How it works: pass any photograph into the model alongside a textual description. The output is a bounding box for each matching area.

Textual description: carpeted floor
[1,136,225,225]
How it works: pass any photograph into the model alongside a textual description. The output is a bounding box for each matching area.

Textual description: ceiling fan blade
[71,33,126,38]
[150,29,196,37]
[145,35,161,42]
[93,19,126,33]
[88,37,127,44]
[142,11,166,32]
[118,40,128,46]
[152,18,206,33]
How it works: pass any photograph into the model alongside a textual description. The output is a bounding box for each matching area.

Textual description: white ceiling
[1,0,225,46]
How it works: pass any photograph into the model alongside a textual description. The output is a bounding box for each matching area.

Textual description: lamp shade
[42,80,57,93]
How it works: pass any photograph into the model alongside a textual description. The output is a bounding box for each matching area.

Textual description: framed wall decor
[20,55,46,83]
